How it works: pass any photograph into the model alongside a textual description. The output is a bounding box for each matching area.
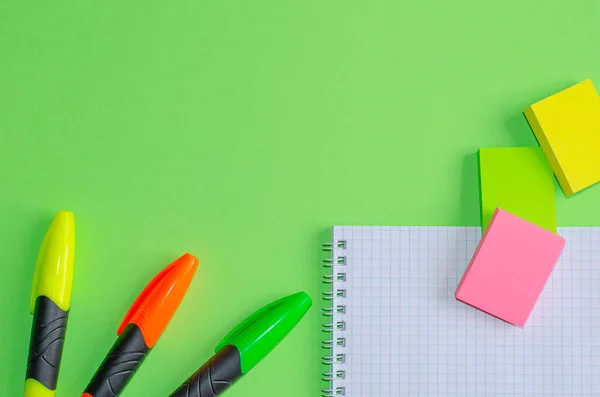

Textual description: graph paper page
[330,226,600,397]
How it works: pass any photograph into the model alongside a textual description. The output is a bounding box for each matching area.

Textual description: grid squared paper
[328,226,600,397]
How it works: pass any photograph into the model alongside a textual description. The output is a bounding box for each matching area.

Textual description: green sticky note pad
[479,147,556,232]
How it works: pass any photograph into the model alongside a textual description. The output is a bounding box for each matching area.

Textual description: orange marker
[81,253,198,397]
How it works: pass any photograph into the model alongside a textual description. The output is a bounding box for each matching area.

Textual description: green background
[2,1,600,396]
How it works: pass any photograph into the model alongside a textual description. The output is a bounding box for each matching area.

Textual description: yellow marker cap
[30,210,75,313]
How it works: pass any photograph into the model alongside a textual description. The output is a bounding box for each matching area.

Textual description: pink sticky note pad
[455,208,565,327]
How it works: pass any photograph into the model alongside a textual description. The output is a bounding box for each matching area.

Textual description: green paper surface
[479,147,557,232]
[2,1,600,396]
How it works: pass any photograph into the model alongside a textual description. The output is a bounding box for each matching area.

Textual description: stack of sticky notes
[525,79,600,196]
[478,147,556,232]
[456,208,565,326]
[456,79,600,327]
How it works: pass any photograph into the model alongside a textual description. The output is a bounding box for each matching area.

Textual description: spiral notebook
[322,226,600,397]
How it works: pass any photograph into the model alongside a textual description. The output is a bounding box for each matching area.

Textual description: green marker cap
[215,291,312,374]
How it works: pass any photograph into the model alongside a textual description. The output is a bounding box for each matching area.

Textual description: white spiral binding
[321,240,346,397]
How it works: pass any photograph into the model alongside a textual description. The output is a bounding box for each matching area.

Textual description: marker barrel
[26,296,69,392]
[82,324,150,397]
[169,345,242,397]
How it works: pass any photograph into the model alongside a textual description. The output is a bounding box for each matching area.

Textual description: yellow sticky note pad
[524,79,600,196]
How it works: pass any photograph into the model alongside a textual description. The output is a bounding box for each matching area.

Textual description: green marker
[169,291,312,397]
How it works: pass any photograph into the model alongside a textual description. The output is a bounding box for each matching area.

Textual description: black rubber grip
[169,345,242,397]
[26,295,69,390]
[83,324,150,397]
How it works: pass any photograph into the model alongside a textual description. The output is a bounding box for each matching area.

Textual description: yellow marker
[524,79,600,196]
[24,379,55,397]
[25,211,75,397]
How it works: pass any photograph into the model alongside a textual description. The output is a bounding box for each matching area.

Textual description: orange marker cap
[117,253,199,348]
